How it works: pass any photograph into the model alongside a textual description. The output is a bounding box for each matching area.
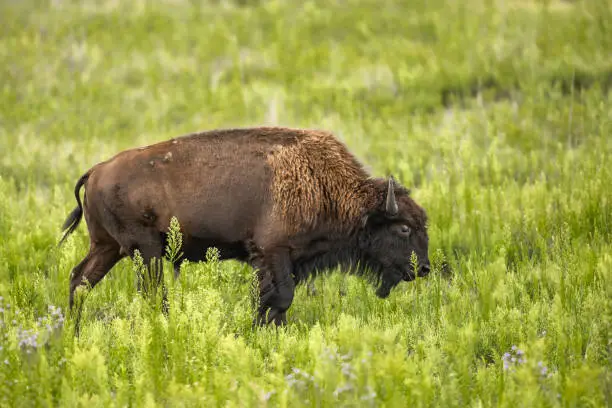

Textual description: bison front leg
[256,249,295,327]
[271,311,287,326]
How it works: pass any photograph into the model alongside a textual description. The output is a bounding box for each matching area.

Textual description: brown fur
[266,129,378,235]
[60,126,430,328]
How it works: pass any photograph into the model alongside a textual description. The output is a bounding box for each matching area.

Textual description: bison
[59,127,430,326]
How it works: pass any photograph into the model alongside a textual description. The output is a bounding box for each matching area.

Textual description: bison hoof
[255,307,287,327]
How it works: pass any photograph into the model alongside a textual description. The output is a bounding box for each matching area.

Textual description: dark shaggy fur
[59,126,430,327]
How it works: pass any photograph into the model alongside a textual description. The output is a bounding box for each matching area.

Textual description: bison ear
[385,176,399,216]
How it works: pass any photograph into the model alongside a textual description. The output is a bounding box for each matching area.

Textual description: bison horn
[386,176,398,216]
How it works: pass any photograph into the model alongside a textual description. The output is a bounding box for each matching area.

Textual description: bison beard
[59,127,430,329]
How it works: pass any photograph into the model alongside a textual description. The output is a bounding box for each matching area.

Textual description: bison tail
[58,171,90,247]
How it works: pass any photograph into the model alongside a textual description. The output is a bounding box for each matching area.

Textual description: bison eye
[399,224,411,237]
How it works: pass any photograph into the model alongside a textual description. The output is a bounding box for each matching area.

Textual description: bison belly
[178,236,250,264]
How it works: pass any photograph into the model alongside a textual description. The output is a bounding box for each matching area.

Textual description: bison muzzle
[59,127,430,327]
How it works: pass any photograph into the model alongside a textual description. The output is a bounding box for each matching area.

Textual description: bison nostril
[419,264,431,276]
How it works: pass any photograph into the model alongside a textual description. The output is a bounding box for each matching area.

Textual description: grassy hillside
[0,0,610,406]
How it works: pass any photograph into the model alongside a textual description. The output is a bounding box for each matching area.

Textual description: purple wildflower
[502,346,527,371]
[502,353,512,370]
[17,328,39,353]
[537,361,548,377]
[47,305,65,330]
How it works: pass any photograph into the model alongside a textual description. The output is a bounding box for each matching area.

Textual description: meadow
[0,0,611,406]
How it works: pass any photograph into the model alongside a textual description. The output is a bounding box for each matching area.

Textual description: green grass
[1,0,611,406]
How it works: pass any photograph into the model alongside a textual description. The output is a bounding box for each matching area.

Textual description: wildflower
[340,352,352,361]
[502,346,527,371]
[502,353,512,370]
[341,362,356,379]
[537,361,548,377]
[262,390,275,401]
[361,387,377,401]
[333,384,353,397]
[17,328,39,352]
[49,305,65,325]
[286,367,317,389]
[285,374,300,388]
[360,350,372,364]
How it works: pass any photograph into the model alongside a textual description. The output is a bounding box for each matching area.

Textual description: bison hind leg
[69,244,123,307]
[68,242,123,336]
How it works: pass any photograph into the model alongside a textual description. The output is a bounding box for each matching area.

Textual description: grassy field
[1,0,611,406]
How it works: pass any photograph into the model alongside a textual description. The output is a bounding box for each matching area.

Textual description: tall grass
[0,0,610,406]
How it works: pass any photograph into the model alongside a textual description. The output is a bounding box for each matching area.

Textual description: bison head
[359,177,430,298]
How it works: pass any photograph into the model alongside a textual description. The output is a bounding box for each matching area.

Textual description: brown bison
[59,127,430,326]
